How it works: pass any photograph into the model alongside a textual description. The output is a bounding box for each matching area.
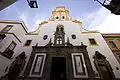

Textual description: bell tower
[49,6,72,21]
[53,24,65,46]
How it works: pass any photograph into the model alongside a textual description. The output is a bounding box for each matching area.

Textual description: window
[62,16,65,19]
[71,34,76,39]
[1,25,13,32]
[8,41,17,50]
[116,53,120,58]
[2,41,16,59]
[89,38,98,46]
[24,40,32,46]
[56,16,59,19]
[43,35,48,40]
[56,38,62,44]
[116,67,119,70]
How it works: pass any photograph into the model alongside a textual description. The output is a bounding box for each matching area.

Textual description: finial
[35,43,38,46]
[81,42,84,45]
[67,37,70,43]
[49,38,52,43]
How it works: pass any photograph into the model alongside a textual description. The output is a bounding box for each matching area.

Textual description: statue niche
[93,51,116,80]
[6,52,26,80]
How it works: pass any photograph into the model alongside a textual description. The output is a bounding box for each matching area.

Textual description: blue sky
[0,0,120,33]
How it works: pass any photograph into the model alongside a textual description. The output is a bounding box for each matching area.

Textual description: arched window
[56,38,62,44]
[54,24,65,45]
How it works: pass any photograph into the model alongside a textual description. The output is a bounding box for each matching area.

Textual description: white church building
[0,6,120,80]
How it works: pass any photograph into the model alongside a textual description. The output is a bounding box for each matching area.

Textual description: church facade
[0,6,120,80]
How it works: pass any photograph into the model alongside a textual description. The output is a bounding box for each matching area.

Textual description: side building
[102,33,120,64]
[0,6,120,80]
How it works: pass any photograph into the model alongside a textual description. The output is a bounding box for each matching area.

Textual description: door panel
[50,57,66,80]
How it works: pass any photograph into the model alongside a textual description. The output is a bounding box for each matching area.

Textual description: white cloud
[36,20,42,25]
[19,14,27,23]
[95,14,120,33]
[85,7,110,30]
[32,19,44,31]
[84,6,120,33]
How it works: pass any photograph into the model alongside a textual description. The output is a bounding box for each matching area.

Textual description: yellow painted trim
[72,20,82,24]
[25,25,41,35]
[39,21,48,25]
[24,40,32,47]
[25,23,44,35]
[75,21,100,34]
[25,33,39,35]
[81,24,99,33]
[71,20,99,34]
[88,38,98,46]
[57,24,64,28]
[81,32,100,34]
[1,25,13,33]
[56,6,65,8]
[7,40,17,50]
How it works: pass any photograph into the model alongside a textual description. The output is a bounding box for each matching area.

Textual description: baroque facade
[0,6,120,80]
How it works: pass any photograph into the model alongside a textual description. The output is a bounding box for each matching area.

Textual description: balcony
[2,48,14,59]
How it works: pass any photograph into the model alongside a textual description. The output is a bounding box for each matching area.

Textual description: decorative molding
[29,53,46,77]
[57,24,64,28]
[39,21,48,25]
[72,20,82,24]
[49,6,72,21]
[71,53,88,78]
[78,23,99,34]
[93,51,117,80]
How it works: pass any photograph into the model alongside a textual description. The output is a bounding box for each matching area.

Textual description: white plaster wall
[0,34,23,77]
[9,24,27,41]
[0,23,29,77]
[0,55,11,77]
